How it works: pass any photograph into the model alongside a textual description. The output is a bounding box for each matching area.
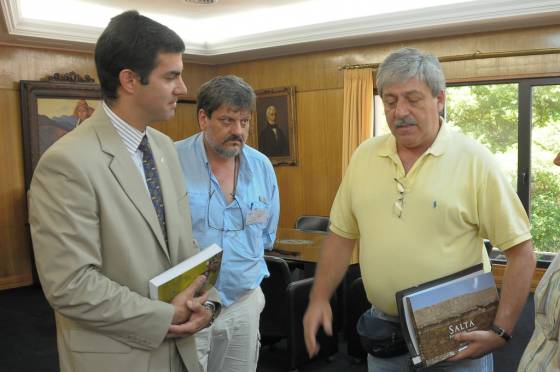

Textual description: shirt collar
[378,117,449,158]
[103,102,145,156]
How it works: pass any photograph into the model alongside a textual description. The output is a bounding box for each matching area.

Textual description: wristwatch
[490,324,512,342]
[202,301,220,326]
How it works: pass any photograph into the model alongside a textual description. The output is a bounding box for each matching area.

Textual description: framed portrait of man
[254,86,298,166]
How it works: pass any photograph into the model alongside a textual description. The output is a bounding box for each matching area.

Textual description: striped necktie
[138,135,168,245]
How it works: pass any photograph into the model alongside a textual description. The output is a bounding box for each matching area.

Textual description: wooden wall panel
[214,25,560,229]
[0,45,213,290]
[0,47,98,89]
[2,24,560,289]
[0,90,24,225]
[0,46,100,290]
[270,89,345,228]
[0,89,32,287]
[182,63,217,98]
[0,225,32,287]
[220,53,343,92]
[152,101,199,141]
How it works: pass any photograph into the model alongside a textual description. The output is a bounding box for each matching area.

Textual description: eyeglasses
[394,178,405,219]
[207,188,245,232]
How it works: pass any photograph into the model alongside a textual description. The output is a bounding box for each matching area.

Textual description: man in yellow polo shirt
[303,47,535,371]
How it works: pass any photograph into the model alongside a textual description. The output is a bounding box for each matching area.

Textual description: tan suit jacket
[29,108,205,372]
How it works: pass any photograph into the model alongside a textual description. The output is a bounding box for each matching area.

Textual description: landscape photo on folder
[398,267,498,367]
[149,244,223,303]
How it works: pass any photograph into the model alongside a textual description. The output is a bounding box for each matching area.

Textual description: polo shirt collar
[378,117,450,158]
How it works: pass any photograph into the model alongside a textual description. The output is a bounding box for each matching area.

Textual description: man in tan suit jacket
[29,11,216,372]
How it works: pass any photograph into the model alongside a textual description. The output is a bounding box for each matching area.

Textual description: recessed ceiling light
[183,0,219,4]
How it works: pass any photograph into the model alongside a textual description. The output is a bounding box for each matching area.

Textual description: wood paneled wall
[214,25,560,228]
[1,24,560,289]
[0,45,213,289]
[0,46,99,289]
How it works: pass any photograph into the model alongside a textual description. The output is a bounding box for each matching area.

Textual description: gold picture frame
[20,75,102,189]
[254,86,298,166]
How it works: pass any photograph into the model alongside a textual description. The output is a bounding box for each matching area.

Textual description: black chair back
[261,256,292,341]
[295,215,330,232]
[260,256,338,370]
[287,278,338,369]
[483,239,494,258]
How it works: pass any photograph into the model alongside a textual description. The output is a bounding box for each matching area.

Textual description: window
[373,78,560,261]
[373,95,391,136]
[446,83,518,190]
[446,78,560,259]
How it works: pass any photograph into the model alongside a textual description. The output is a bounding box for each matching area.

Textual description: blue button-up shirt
[176,133,280,306]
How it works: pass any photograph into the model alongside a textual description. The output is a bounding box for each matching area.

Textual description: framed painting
[254,86,298,166]
[20,74,101,189]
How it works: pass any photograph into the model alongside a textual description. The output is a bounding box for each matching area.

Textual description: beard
[206,133,244,158]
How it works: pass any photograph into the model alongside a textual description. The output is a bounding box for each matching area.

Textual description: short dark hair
[94,10,185,102]
[197,75,256,119]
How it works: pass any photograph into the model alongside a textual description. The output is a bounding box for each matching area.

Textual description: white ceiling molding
[1,0,560,64]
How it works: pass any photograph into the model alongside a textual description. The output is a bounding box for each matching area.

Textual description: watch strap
[490,324,511,342]
[202,301,220,326]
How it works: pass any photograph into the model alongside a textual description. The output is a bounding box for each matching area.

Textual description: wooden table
[268,227,327,263]
[268,227,359,265]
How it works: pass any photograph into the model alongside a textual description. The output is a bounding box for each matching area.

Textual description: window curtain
[341,68,374,174]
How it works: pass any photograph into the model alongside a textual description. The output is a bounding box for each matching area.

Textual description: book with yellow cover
[149,244,222,303]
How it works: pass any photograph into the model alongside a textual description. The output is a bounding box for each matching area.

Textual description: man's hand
[303,299,333,358]
[167,299,213,338]
[170,275,208,325]
[447,330,506,361]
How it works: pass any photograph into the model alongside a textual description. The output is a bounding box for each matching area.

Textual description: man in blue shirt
[176,75,280,372]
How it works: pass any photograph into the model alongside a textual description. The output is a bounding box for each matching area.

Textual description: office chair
[484,239,494,258]
[261,255,338,371]
[294,215,330,232]
[261,256,292,346]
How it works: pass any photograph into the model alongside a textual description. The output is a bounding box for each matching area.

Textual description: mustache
[395,117,417,128]
[223,135,244,144]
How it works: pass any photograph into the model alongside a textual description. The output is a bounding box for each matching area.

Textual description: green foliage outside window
[446,84,560,253]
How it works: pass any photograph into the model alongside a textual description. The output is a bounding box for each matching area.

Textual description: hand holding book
[170,275,209,325]
[396,265,499,368]
[149,244,223,337]
[167,282,214,338]
[149,244,223,302]
[446,324,507,362]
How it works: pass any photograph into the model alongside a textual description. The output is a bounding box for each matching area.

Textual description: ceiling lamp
[183,0,218,4]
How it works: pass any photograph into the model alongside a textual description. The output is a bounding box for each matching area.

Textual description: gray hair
[197,75,256,118]
[376,47,445,97]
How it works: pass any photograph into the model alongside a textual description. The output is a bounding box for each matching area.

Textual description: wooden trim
[0,274,33,291]
[491,263,546,293]
[340,48,560,70]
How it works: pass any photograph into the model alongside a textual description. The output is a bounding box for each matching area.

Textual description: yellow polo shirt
[330,123,531,316]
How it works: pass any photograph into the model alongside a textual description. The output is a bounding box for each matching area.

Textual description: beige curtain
[341,68,374,174]
[341,69,373,264]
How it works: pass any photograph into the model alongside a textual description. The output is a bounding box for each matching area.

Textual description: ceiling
[1,0,560,65]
